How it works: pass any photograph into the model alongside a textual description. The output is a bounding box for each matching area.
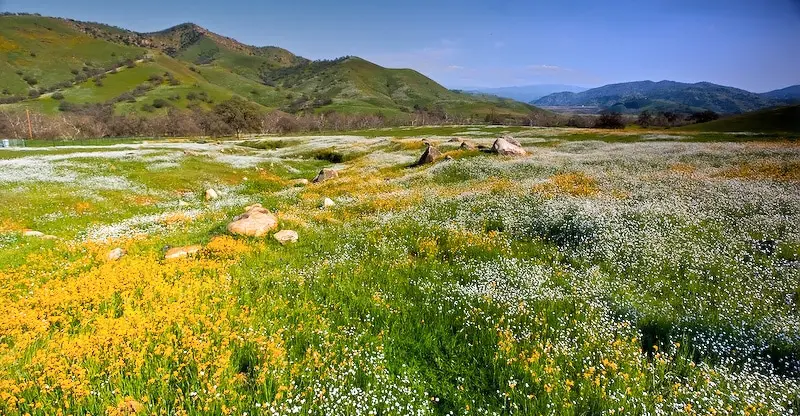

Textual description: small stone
[460,141,477,151]
[291,178,309,186]
[108,248,126,261]
[415,143,442,166]
[448,137,462,142]
[322,197,336,208]
[312,169,339,183]
[165,245,202,260]
[205,188,219,201]
[444,155,454,161]
[22,230,44,237]
[273,229,299,245]
[41,235,58,240]
[178,200,190,207]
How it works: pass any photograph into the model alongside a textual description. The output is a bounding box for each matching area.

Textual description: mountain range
[464,84,588,103]
[0,14,538,119]
[534,80,800,114]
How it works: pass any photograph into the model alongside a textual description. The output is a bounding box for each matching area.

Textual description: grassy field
[0,127,799,415]
[680,105,800,133]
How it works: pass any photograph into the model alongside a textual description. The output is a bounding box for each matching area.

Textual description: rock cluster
[226,204,278,237]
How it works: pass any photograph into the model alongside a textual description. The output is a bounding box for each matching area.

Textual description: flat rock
[227,204,278,237]
[415,144,442,166]
[448,137,462,142]
[205,188,219,201]
[107,247,126,261]
[273,229,299,245]
[312,169,339,183]
[291,178,309,186]
[165,245,202,260]
[22,230,44,237]
[460,141,477,150]
[322,197,336,208]
[492,138,527,156]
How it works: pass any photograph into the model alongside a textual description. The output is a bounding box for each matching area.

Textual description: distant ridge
[534,80,799,114]
[465,84,589,103]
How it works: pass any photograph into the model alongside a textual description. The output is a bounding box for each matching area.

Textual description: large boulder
[227,204,278,237]
[312,169,339,183]
[491,138,527,156]
[502,135,522,147]
[273,229,299,245]
[165,245,202,260]
[415,144,442,166]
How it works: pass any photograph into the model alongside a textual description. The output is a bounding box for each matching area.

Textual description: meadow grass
[0,129,798,415]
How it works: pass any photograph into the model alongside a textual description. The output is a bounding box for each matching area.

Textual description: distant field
[1,127,798,415]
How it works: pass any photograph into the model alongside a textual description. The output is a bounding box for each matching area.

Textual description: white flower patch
[83,209,203,242]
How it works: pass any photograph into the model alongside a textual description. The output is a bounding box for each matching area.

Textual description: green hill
[0,14,541,120]
[679,105,800,133]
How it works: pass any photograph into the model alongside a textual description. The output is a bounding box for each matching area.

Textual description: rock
[491,138,527,156]
[444,155,454,161]
[178,200,190,207]
[41,235,58,240]
[448,137,462,142]
[205,188,219,201]
[322,197,336,208]
[273,229,299,245]
[502,135,522,146]
[227,204,278,237]
[291,178,309,186]
[460,141,477,151]
[107,247,126,261]
[312,169,339,183]
[415,144,442,166]
[165,245,202,260]
[22,230,44,237]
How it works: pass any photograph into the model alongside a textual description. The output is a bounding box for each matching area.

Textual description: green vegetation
[1,15,540,120]
[0,129,798,415]
[680,105,800,133]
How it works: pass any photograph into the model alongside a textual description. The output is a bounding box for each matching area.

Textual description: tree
[594,111,625,129]
[214,97,262,137]
[688,110,720,124]
[637,110,653,127]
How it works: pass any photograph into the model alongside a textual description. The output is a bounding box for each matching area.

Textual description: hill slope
[679,105,800,133]
[0,14,540,119]
[761,85,800,102]
[535,80,785,114]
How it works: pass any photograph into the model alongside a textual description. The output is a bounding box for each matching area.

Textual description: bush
[152,98,170,109]
[28,89,41,98]
[58,101,76,112]
[594,112,625,129]
[23,76,38,86]
[688,110,720,124]
[141,104,156,112]
[51,92,64,100]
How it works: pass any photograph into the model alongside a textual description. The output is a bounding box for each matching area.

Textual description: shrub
[58,101,76,112]
[594,112,625,129]
[51,92,64,100]
[141,104,156,112]
[152,98,170,109]
[28,89,41,98]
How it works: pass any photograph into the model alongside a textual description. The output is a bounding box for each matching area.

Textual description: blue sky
[2,0,799,92]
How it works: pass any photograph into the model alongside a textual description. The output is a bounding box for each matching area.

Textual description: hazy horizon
[2,0,799,92]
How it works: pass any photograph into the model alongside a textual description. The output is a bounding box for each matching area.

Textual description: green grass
[1,131,799,414]
[680,105,800,133]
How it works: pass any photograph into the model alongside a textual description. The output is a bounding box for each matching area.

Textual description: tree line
[0,97,723,140]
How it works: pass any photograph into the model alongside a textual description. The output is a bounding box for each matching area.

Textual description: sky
[2,0,799,92]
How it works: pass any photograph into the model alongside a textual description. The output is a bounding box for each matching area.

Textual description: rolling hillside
[534,80,791,114]
[679,105,800,133]
[0,14,540,119]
